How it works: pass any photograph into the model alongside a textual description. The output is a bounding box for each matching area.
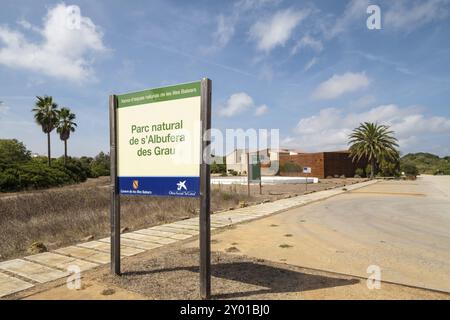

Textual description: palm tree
[32,96,59,166]
[348,122,399,179]
[57,107,77,166]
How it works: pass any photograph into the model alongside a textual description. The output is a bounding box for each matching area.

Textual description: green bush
[365,164,373,177]
[280,162,301,173]
[0,139,111,192]
[0,139,31,170]
[0,169,20,191]
[89,152,110,177]
[401,153,450,174]
[0,160,75,192]
[401,163,419,176]
[379,159,400,177]
[435,163,450,175]
[211,161,227,174]
[355,168,365,177]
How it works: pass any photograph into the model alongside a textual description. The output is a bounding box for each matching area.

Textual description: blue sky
[0,0,450,157]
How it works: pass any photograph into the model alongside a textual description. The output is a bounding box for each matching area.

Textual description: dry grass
[0,177,366,261]
[0,184,251,261]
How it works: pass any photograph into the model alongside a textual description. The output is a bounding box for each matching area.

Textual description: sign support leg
[109,95,121,276]
[199,78,212,299]
[247,152,250,197]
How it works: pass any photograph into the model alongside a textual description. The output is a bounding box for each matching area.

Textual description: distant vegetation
[210,155,227,175]
[400,153,450,175]
[0,139,110,192]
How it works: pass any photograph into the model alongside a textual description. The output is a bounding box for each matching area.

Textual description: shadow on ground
[122,261,360,299]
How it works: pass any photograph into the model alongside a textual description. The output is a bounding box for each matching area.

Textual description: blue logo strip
[118,176,200,197]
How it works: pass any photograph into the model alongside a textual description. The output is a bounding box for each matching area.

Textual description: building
[279,151,367,179]
[226,148,298,176]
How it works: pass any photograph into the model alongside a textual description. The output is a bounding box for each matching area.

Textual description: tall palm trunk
[370,157,376,179]
[47,132,51,166]
[64,139,67,166]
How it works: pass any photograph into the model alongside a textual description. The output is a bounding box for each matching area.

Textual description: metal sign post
[248,152,262,196]
[303,167,311,192]
[247,151,250,197]
[109,95,121,275]
[109,79,212,298]
[258,150,262,195]
[199,78,212,300]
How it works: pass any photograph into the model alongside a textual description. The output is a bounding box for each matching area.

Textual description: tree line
[0,95,110,192]
[0,139,110,192]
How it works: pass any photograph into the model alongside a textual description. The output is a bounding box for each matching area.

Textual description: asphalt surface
[211,175,450,293]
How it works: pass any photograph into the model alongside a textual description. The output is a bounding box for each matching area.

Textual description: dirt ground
[13,234,449,300]
[0,177,365,261]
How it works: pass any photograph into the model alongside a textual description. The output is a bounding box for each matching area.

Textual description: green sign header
[117,81,201,108]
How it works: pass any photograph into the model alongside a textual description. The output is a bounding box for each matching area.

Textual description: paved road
[212,175,450,293]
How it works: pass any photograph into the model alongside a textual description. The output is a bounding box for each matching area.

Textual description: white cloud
[218,92,268,117]
[254,104,268,116]
[0,4,106,82]
[287,105,450,152]
[312,72,370,100]
[385,0,449,32]
[304,57,318,71]
[209,14,236,51]
[291,35,323,55]
[236,0,281,12]
[326,0,369,38]
[249,9,309,52]
[349,95,376,109]
[207,0,280,52]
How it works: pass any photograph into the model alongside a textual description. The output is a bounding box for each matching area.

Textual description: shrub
[355,168,365,177]
[90,152,110,177]
[0,169,20,191]
[53,157,90,182]
[401,163,419,177]
[211,161,227,174]
[0,139,31,170]
[365,164,373,177]
[0,141,109,192]
[380,159,400,177]
[280,162,301,173]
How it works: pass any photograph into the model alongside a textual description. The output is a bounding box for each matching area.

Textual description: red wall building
[279,151,367,179]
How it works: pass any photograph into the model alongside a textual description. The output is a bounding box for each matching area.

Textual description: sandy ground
[14,233,449,300]
[207,175,450,293]
[8,176,449,300]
